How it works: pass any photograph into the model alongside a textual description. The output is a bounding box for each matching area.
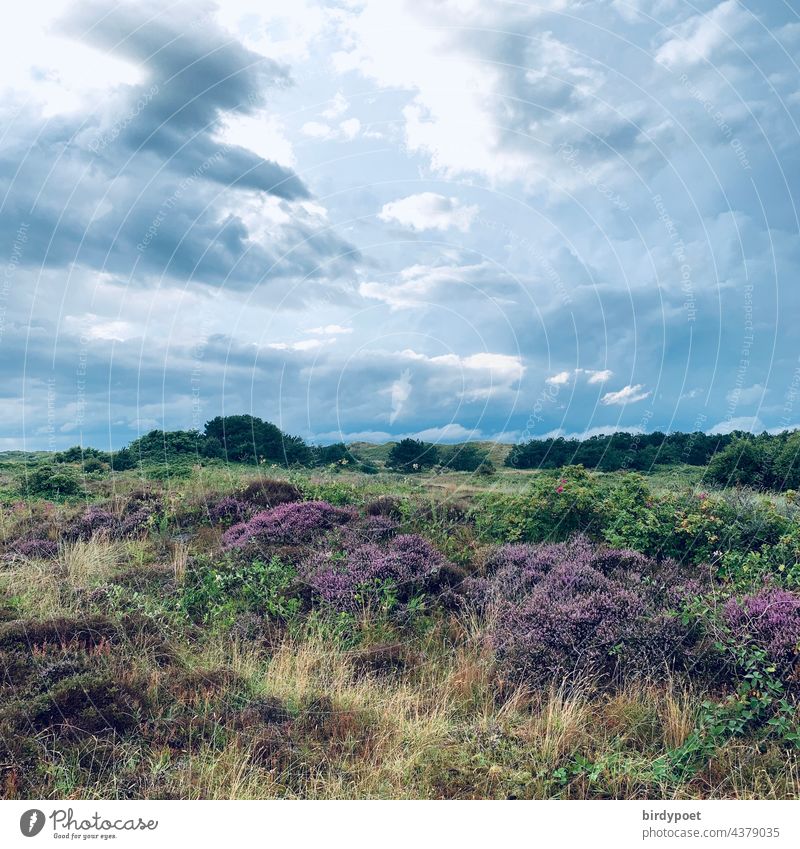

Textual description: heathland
[0,420,798,799]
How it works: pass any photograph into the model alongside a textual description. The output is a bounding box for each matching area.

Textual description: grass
[0,455,797,800]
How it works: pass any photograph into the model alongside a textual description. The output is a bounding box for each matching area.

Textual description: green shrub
[474,466,601,543]
[54,445,111,465]
[298,479,360,505]
[181,554,302,623]
[439,444,489,472]
[387,438,439,473]
[24,464,81,497]
[204,415,310,465]
[706,437,771,488]
[601,474,675,555]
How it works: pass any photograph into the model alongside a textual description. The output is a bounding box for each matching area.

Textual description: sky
[0,0,798,451]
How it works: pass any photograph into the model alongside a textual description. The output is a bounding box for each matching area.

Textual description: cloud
[389,369,413,424]
[707,416,766,435]
[586,369,613,384]
[0,0,361,298]
[655,0,749,67]
[726,383,766,406]
[399,349,524,384]
[323,92,350,119]
[546,371,572,386]
[546,368,612,386]
[3,0,800,448]
[600,384,651,405]
[359,259,521,308]
[307,325,353,336]
[301,117,361,140]
[378,193,478,232]
[412,423,479,442]
[543,425,644,440]
[268,339,324,352]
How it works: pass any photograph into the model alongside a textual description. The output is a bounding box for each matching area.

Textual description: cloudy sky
[1,0,798,450]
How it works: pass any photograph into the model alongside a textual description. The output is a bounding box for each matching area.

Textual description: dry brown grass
[161,627,780,801]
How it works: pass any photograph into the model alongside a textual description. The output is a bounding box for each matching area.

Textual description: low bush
[24,465,81,498]
[67,506,118,541]
[223,501,355,549]
[724,588,800,674]
[303,533,447,612]
[181,555,303,623]
[9,539,58,560]
[207,496,250,527]
[239,479,302,509]
[387,438,439,473]
[474,466,602,543]
[478,538,696,689]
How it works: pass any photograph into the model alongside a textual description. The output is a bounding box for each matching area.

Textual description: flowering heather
[303,534,446,610]
[223,501,355,549]
[10,538,58,559]
[208,496,250,527]
[482,539,691,687]
[483,541,573,602]
[118,508,151,537]
[68,507,118,541]
[724,588,800,671]
[348,515,399,543]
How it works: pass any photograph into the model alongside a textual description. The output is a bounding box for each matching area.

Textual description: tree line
[49,418,800,491]
[508,429,800,490]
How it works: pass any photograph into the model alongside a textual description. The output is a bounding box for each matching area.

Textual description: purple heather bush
[223,500,355,549]
[10,538,58,559]
[208,496,250,527]
[724,588,800,671]
[479,538,693,688]
[118,508,151,537]
[303,533,446,610]
[346,514,399,543]
[67,506,118,541]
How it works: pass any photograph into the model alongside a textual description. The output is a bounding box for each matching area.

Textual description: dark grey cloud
[0,0,359,295]
[60,0,306,197]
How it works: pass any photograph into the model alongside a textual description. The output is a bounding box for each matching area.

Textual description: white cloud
[545,368,612,386]
[307,324,353,335]
[543,425,644,439]
[600,384,651,405]
[378,193,478,232]
[340,117,361,139]
[586,369,613,384]
[333,2,614,186]
[215,0,332,62]
[707,416,766,435]
[215,112,296,168]
[726,383,766,406]
[412,423,479,442]
[64,314,138,342]
[389,368,412,424]
[301,121,334,139]
[546,370,572,386]
[0,1,143,116]
[301,117,361,141]
[396,348,525,401]
[359,260,516,309]
[268,339,323,352]
[314,429,393,443]
[656,0,749,67]
[322,91,350,119]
